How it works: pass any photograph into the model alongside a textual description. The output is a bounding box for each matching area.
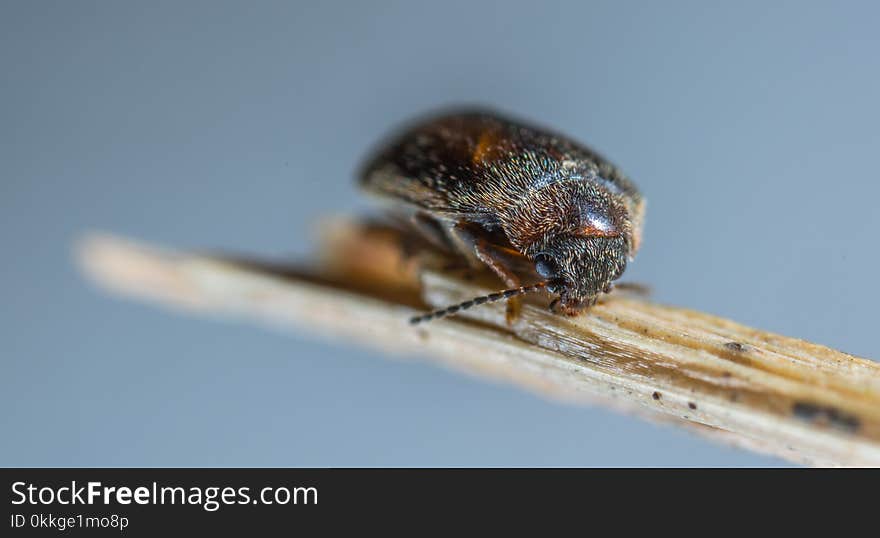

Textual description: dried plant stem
[76,220,880,467]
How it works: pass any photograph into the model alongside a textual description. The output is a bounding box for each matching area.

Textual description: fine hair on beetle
[360,108,645,326]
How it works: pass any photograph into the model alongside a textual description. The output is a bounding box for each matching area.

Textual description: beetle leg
[388,212,467,272]
[409,211,455,253]
[410,212,474,272]
[449,221,523,324]
[472,240,521,289]
[476,241,524,325]
[442,221,481,268]
[612,281,652,297]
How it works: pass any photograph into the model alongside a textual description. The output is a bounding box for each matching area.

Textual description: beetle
[359,109,645,324]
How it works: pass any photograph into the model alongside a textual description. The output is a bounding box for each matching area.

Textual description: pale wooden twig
[75,221,880,466]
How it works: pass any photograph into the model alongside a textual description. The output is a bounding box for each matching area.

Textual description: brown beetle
[359,109,645,324]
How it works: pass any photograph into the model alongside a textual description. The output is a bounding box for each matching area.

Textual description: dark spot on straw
[725,342,747,352]
[792,401,861,433]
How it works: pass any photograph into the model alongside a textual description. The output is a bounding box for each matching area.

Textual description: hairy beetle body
[360,109,645,321]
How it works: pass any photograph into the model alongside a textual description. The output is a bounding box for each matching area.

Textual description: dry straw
[77,220,880,467]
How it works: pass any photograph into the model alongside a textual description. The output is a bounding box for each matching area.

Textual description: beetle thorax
[499,181,631,255]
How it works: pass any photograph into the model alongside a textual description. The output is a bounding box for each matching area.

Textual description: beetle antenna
[409,282,547,325]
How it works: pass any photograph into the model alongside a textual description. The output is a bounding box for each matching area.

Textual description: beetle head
[531,235,628,315]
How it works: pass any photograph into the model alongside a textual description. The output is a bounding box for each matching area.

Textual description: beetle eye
[534,255,557,279]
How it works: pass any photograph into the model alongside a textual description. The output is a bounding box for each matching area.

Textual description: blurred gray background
[2,1,878,466]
